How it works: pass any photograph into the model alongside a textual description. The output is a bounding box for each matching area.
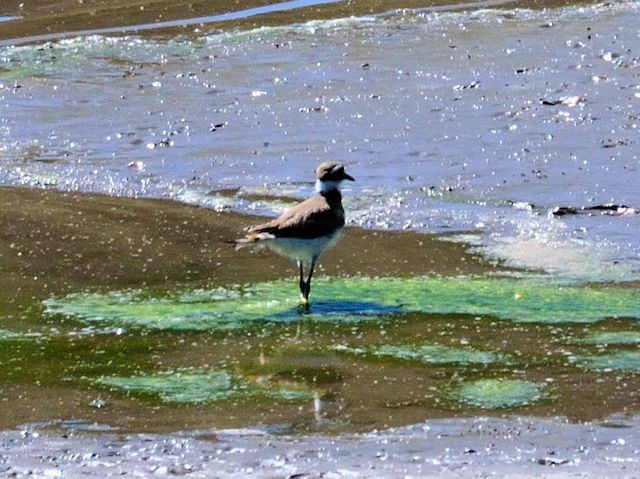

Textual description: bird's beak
[343,173,355,181]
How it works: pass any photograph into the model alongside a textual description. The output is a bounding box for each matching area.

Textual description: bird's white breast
[265,231,342,265]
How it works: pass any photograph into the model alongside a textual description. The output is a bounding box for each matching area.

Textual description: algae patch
[574,331,640,345]
[0,329,44,341]
[95,368,315,404]
[96,370,238,404]
[43,276,640,332]
[335,344,506,365]
[574,352,640,372]
[451,379,543,409]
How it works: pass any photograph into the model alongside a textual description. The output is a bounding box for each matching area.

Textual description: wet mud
[0,186,485,305]
[0,187,499,432]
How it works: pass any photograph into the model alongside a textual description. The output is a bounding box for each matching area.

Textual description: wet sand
[0,186,490,310]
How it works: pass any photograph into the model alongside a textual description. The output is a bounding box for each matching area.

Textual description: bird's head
[315,161,355,193]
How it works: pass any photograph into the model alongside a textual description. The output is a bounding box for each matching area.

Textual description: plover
[237,161,354,303]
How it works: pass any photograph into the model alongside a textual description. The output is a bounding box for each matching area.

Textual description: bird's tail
[233,232,275,251]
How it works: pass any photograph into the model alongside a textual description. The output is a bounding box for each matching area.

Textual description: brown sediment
[0,0,602,44]
[0,186,490,309]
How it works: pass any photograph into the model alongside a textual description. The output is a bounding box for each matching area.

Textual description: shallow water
[3,250,640,433]
[0,0,640,436]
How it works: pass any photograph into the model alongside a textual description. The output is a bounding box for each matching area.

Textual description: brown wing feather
[249,195,344,239]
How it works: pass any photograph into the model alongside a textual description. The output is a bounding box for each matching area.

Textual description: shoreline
[0,0,603,45]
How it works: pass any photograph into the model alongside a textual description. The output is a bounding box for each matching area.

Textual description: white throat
[315,179,341,194]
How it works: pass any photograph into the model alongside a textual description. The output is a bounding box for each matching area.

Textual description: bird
[236,161,355,303]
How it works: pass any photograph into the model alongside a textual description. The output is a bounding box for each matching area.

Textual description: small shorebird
[237,161,354,303]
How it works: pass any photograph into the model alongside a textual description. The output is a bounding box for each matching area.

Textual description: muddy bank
[2,415,639,478]
[0,186,490,308]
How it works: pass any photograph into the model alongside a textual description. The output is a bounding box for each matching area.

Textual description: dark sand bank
[0,186,489,307]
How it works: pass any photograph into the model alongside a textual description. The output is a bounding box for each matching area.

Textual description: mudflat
[0,186,486,304]
[2,415,639,477]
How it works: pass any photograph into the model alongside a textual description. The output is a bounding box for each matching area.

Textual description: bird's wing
[248,195,344,239]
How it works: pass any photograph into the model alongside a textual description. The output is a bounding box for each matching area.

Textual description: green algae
[0,329,44,341]
[0,36,197,79]
[574,352,640,372]
[574,331,640,345]
[96,370,239,404]
[334,344,506,365]
[0,329,26,341]
[451,379,543,409]
[95,368,315,404]
[43,276,640,332]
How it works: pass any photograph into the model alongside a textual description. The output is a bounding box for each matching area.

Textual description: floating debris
[127,161,144,170]
[551,204,637,217]
[540,96,583,107]
[601,138,635,148]
[453,80,479,90]
[510,201,534,211]
[88,397,107,409]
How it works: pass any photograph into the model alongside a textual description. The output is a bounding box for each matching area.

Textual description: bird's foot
[298,294,311,310]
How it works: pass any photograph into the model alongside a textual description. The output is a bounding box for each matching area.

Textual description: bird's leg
[303,256,318,301]
[298,261,306,299]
